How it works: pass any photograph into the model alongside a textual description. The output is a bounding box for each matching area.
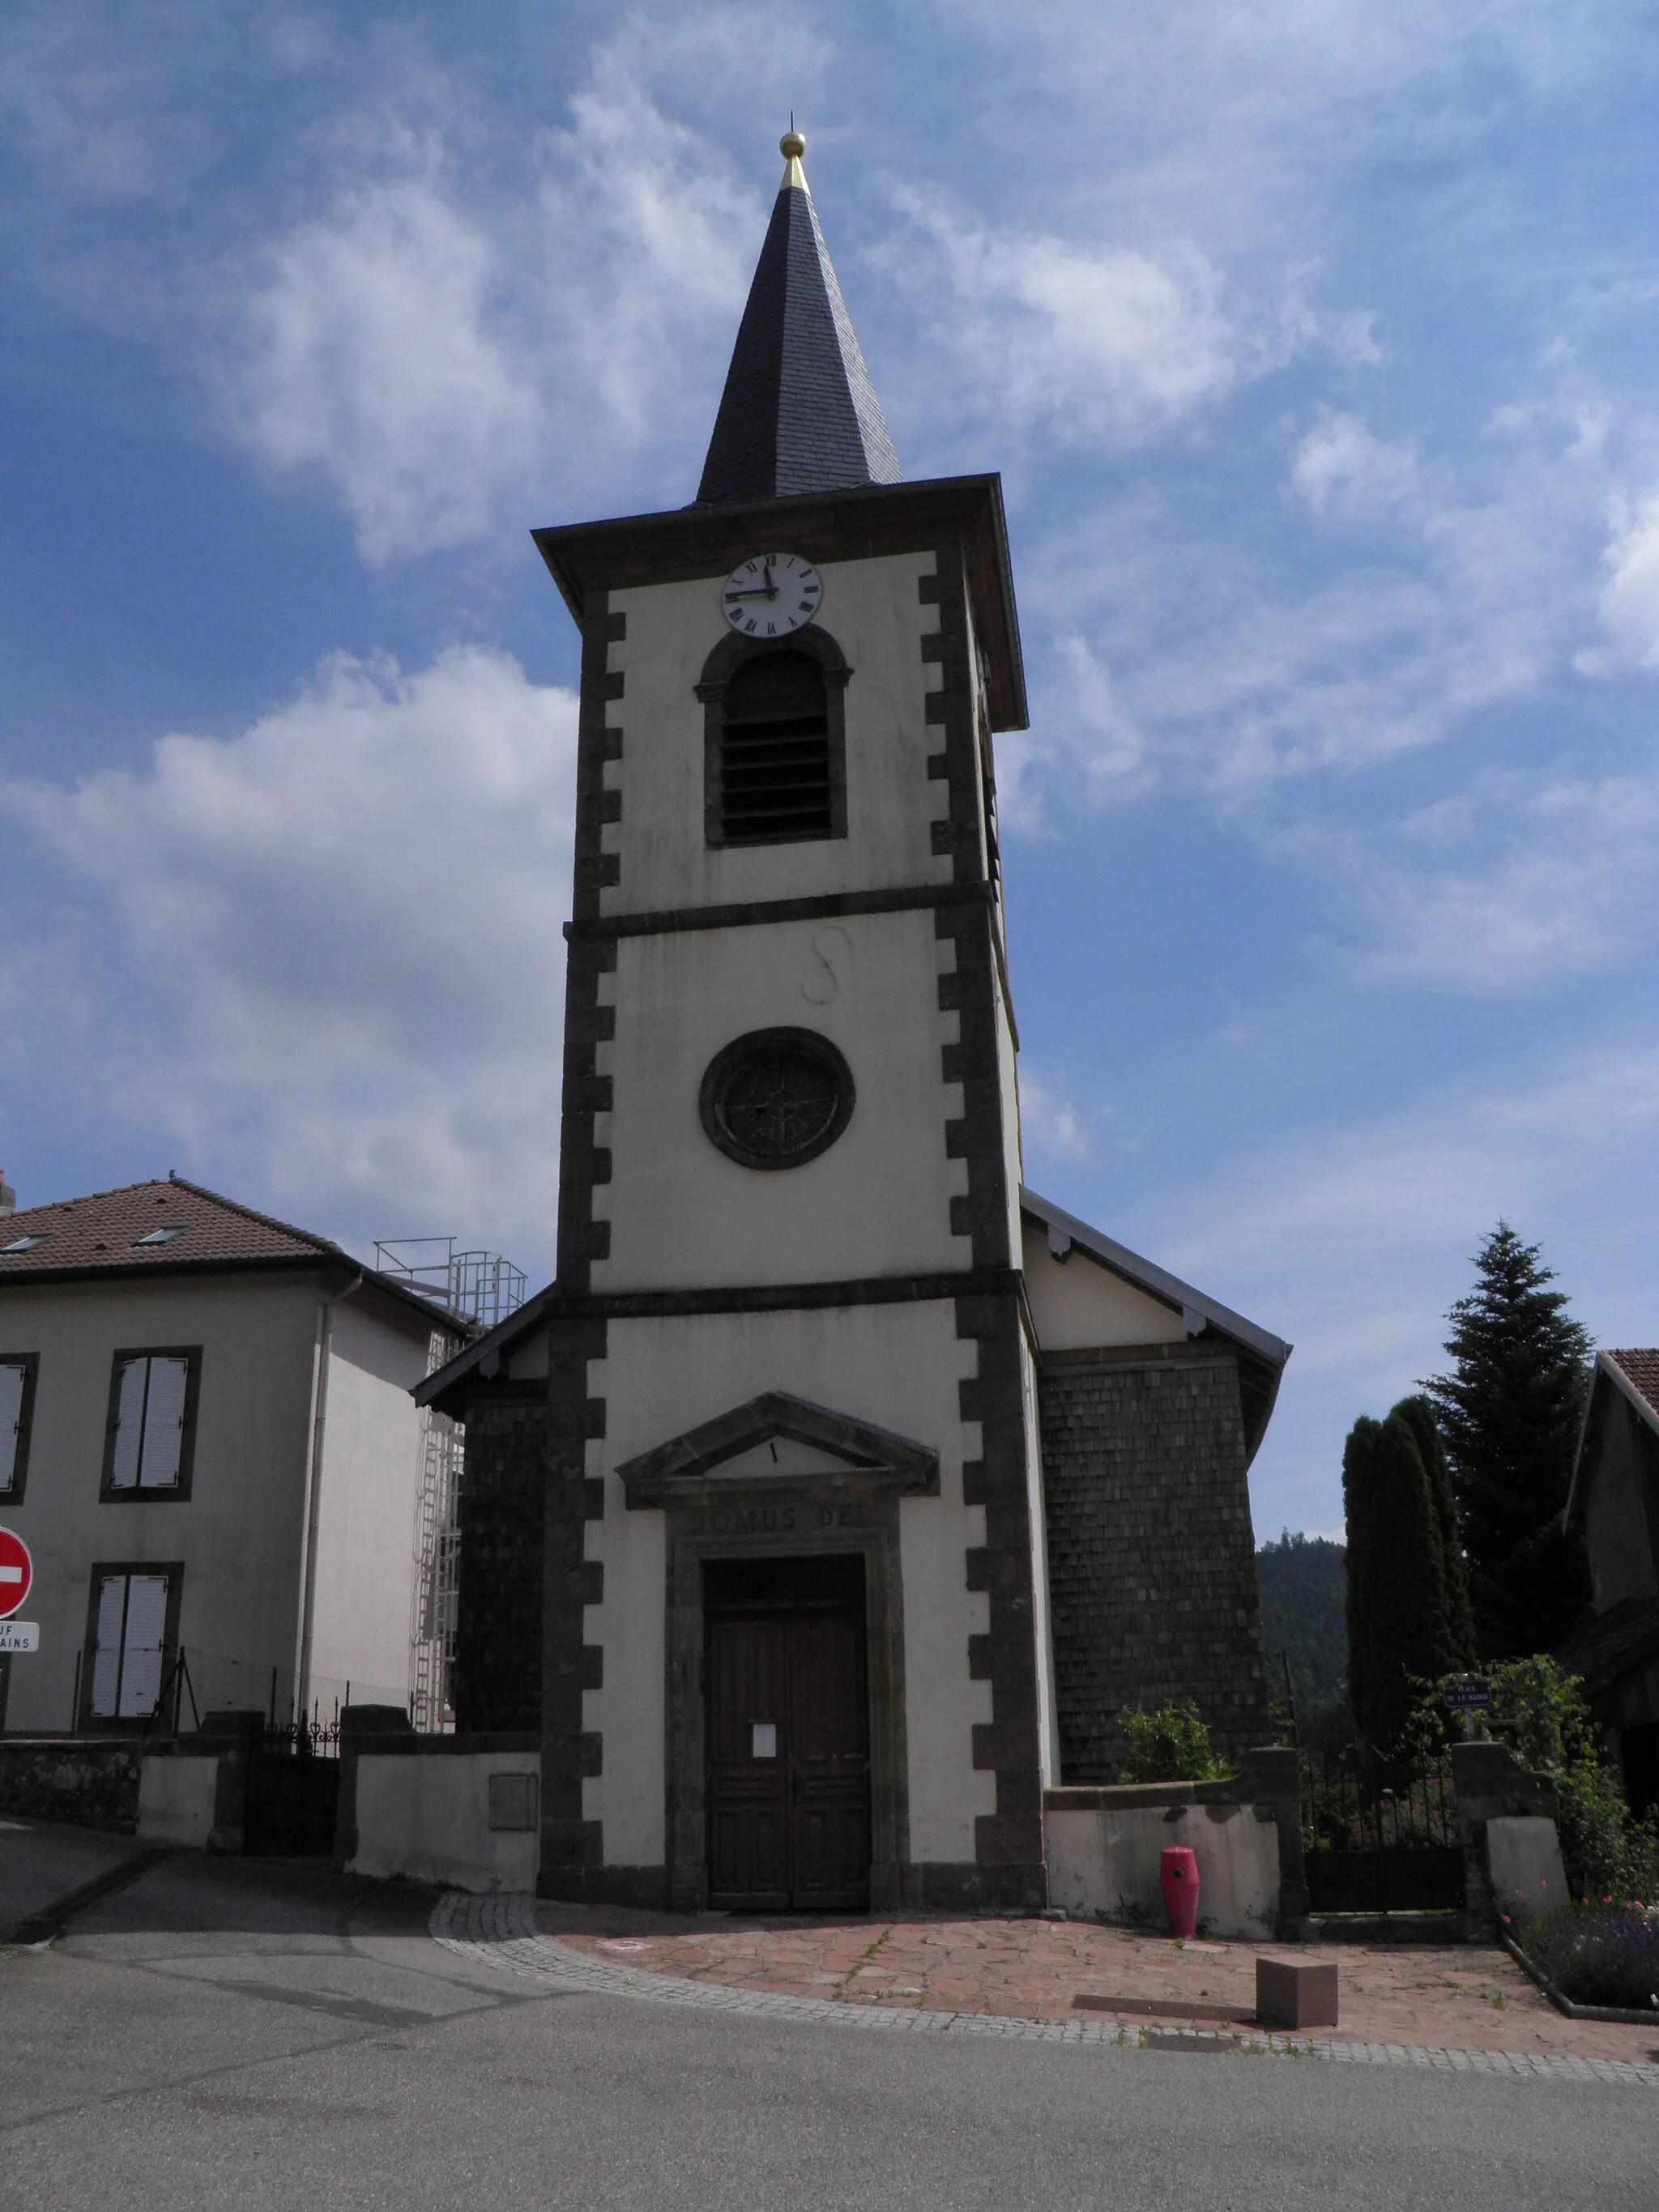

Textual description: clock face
[721,552,823,639]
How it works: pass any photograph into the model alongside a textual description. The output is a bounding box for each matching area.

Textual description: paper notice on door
[751,1721,778,1759]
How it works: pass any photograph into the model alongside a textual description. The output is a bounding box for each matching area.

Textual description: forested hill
[1257,1532,1349,1740]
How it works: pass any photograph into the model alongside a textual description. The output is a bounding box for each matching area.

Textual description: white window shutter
[140,1357,190,1489]
[0,1364,23,1491]
[90,1576,128,1716]
[118,1575,170,1718]
[109,1360,147,1490]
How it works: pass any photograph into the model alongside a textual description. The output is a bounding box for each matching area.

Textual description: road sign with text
[1443,1678,1495,1713]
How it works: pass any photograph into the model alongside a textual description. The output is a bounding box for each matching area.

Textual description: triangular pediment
[616,1391,938,1508]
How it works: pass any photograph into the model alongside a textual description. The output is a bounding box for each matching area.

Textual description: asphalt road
[0,1839,1653,2212]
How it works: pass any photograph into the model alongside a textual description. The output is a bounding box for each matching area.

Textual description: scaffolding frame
[376,1238,527,1732]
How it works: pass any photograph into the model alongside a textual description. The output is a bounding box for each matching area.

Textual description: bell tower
[450,130,1060,1913]
[425,126,1290,1912]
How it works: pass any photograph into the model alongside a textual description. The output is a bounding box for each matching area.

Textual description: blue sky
[3,2,1657,1541]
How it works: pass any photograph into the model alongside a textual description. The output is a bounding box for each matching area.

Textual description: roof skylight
[134,1227,184,1247]
[0,1234,52,1254]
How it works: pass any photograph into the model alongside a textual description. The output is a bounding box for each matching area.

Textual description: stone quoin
[419,129,1291,1912]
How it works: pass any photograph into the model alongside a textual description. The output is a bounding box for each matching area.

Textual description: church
[420,132,1290,1914]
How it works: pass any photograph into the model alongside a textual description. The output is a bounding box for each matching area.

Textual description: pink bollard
[1160,1845,1200,1939]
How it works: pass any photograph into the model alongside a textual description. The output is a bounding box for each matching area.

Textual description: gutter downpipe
[292,1269,363,1728]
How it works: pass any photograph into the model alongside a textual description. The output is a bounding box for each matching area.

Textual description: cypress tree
[1394,1392,1477,1668]
[1344,1405,1467,1750]
[1341,1416,1383,1745]
[1422,1223,1593,1659]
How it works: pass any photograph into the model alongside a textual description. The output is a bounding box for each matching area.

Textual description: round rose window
[699,1029,855,1170]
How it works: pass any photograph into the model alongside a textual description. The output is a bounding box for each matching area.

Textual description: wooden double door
[704,1555,871,1912]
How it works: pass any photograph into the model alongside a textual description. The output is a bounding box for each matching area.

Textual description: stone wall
[0,1738,143,1831]
[1038,1349,1271,1779]
[454,1399,548,1733]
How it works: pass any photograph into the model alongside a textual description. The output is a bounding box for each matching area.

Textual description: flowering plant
[1520,1899,1659,2011]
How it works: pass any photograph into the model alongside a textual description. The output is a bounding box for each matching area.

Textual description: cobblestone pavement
[433,1894,1659,2088]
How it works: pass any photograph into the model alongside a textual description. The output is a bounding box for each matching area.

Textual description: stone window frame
[696,624,852,851]
[697,1026,856,1172]
[99,1346,203,1503]
[0,1351,40,1504]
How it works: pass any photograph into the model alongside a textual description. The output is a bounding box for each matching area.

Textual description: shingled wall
[454,1400,548,1735]
[1038,1348,1271,1780]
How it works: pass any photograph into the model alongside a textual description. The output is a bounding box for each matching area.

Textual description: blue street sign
[1443,1679,1495,1712]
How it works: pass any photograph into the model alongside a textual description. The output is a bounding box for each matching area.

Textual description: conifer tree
[1422,1223,1593,1659]
[1394,1392,1477,1667]
[1341,1415,1383,1743]
[1342,1404,1470,1749]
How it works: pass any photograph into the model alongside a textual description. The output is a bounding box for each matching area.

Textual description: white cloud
[221,39,763,559]
[1290,411,1418,518]
[1019,1069,1093,1166]
[876,186,1236,450]
[1589,488,1659,671]
[238,149,541,561]
[2,647,578,1264]
[1357,771,1659,990]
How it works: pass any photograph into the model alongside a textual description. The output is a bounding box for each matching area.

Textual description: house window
[715,651,834,845]
[84,1566,179,1722]
[102,1349,201,1499]
[0,1355,38,1501]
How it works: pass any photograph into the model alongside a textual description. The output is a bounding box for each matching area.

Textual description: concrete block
[138,1755,220,1848]
[1256,1956,1338,2030]
[1486,1815,1567,1919]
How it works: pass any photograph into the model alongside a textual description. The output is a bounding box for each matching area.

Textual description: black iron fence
[1302,1745,1464,1915]
[260,1715,343,1760]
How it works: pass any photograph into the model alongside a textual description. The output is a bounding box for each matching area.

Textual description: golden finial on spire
[780,126,807,189]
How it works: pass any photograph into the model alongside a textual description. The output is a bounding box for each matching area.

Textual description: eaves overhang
[0,1250,469,1336]
[1019,1186,1292,1465]
[531,472,1028,733]
[1564,1349,1659,1528]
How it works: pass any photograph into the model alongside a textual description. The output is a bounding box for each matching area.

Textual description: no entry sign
[0,1527,32,1620]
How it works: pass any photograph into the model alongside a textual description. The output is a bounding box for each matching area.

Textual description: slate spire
[697,130,901,506]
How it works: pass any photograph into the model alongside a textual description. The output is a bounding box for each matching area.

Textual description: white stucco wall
[605,552,946,917]
[306,1291,436,1711]
[0,1269,439,1736]
[1046,1800,1280,1941]
[583,1301,998,1868]
[137,1754,220,1847]
[0,1273,319,1732]
[350,1750,541,1892]
[593,910,970,1290]
[1020,1218,1185,1353]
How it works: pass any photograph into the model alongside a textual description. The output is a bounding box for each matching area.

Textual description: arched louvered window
[716,650,834,845]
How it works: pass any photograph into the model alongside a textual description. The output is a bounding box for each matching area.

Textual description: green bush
[1405,1655,1659,1902]
[1117,1702,1232,1784]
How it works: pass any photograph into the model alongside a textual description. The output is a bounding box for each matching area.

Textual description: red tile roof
[1606,1349,1659,1425]
[0,1176,343,1278]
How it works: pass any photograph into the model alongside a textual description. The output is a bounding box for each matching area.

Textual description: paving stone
[430,1894,1659,2087]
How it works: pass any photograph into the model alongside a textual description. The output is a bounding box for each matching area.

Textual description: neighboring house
[0,1177,464,1736]
[1562,1349,1659,1814]
[420,136,1291,1916]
